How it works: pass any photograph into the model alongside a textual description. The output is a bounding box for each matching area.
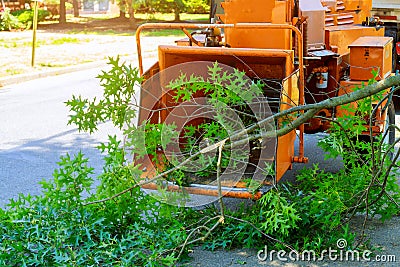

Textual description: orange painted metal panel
[349,36,393,80]
[138,45,300,193]
[224,28,293,50]
[157,45,295,77]
[336,80,365,118]
[219,0,292,50]
[220,0,275,23]
[134,21,307,198]
[343,0,372,23]
[276,132,296,180]
[276,70,300,180]
[141,182,263,200]
[336,80,388,134]
[325,25,385,55]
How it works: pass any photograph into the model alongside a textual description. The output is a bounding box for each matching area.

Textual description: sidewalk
[0,60,107,87]
[0,31,177,87]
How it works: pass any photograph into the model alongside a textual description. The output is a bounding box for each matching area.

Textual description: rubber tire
[383,101,396,160]
[343,101,395,169]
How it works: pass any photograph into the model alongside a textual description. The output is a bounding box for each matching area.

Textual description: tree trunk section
[119,0,126,18]
[127,0,136,27]
[59,0,66,24]
[73,0,79,17]
[174,9,180,22]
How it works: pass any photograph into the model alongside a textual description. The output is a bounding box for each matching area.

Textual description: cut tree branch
[84,76,400,206]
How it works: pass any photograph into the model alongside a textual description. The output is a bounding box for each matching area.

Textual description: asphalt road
[0,67,122,207]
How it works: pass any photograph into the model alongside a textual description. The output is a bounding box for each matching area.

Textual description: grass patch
[78,14,118,20]
[5,68,25,75]
[0,37,24,42]
[22,40,47,47]
[2,42,19,48]
[0,38,25,48]
[1,37,90,48]
[38,62,67,67]
[141,29,186,37]
[49,37,83,45]
[67,29,132,36]
[135,12,209,22]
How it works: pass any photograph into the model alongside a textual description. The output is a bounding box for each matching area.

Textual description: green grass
[46,13,209,36]
[141,29,186,37]
[0,37,24,42]
[0,38,24,48]
[22,40,43,47]
[38,62,67,68]
[0,37,90,48]
[78,14,117,20]
[49,37,83,45]
[67,29,132,36]
[136,13,208,37]
[5,68,24,75]
[135,13,209,22]
[2,42,18,48]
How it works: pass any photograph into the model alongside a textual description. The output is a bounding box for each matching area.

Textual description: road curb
[0,60,108,88]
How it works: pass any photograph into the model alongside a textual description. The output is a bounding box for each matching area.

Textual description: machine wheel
[343,101,396,169]
[383,101,396,160]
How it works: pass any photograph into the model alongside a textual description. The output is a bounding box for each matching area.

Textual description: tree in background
[56,0,209,25]
[141,0,209,21]
[117,0,144,26]
[59,0,66,23]
[127,0,134,23]
[118,0,126,18]
[184,0,209,14]
[169,0,185,21]
[72,0,79,17]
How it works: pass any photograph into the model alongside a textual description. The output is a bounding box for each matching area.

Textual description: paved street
[0,67,121,207]
[0,55,162,207]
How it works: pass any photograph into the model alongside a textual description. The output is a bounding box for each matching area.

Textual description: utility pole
[31,0,40,67]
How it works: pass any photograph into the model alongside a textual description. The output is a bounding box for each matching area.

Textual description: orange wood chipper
[134,0,396,200]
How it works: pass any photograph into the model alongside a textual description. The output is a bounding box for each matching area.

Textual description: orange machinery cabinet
[336,80,388,134]
[336,80,366,118]
[325,25,385,55]
[218,0,292,50]
[349,36,393,81]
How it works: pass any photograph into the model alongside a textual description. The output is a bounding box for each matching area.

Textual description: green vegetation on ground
[0,37,89,48]
[0,8,50,31]
[135,12,209,22]
[0,58,398,266]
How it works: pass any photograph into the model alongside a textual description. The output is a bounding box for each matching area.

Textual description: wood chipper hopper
[134,0,396,200]
[134,0,307,200]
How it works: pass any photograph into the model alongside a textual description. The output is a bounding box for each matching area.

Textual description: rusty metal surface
[134,22,307,198]
[135,22,306,160]
[141,182,264,200]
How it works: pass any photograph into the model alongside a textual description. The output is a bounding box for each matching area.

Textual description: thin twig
[225,215,298,253]
[84,77,400,206]
[217,140,226,219]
